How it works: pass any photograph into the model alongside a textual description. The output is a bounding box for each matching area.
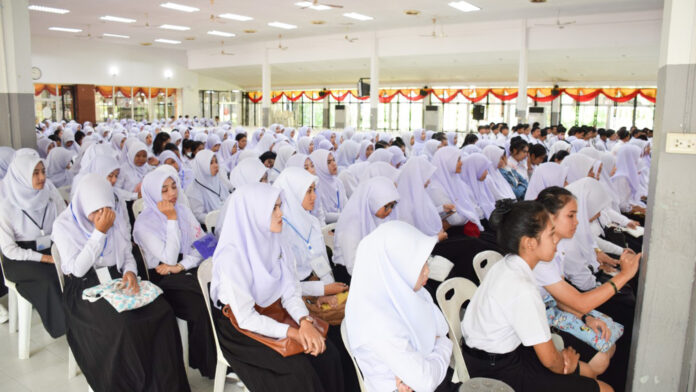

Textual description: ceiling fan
[75,25,101,40]
[276,34,288,50]
[212,40,234,56]
[130,13,152,29]
[343,35,358,43]
[535,11,576,29]
[420,18,447,39]
[298,0,343,9]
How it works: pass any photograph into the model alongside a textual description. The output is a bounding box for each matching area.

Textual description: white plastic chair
[472,250,504,282]
[132,198,145,218]
[51,244,80,378]
[435,278,514,391]
[205,210,220,234]
[322,223,336,252]
[57,185,71,204]
[340,320,367,392]
[197,259,246,392]
[0,256,32,359]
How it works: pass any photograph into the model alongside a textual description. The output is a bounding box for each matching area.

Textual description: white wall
[30,36,239,117]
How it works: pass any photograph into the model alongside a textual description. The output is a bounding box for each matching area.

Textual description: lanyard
[282,217,312,251]
[335,190,340,210]
[195,180,221,198]
[22,205,49,235]
[70,204,108,257]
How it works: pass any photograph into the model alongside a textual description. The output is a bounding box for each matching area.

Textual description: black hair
[617,129,630,141]
[163,143,179,153]
[391,137,405,148]
[431,132,446,142]
[375,141,389,150]
[536,186,575,215]
[509,138,528,154]
[540,128,548,138]
[74,130,85,145]
[259,151,276,163]
[463,133,478,146]
[189,141,204,158]
[48,134,60,143]
[152,132,171,156]
[489,200,550,254]
[235,133,247,142]
[182,139,195,152]
[605,129,615,138]
[550,150,570,163]
[529,144,547,160]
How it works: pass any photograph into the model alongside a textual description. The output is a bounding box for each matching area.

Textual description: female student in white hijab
[210,183,344,392]
[460,153,498,220]
[524,162,569,200]
[0,152,67,337]
[536,185,640,391]
[116,140,149,194]
[159,149,194,190]
[45,146,75,188]
[53,174,190,391]
[286,153,329,225]
[185,149,231,225]
[561,154,599,184]
[481,145,518,201]
[611,144,647,215]
[460,201,611,392]
[332,176,400,282]
[428,147,484,237]
[346,221,455,392]
[133,167,217,379]
[309,150,347,224]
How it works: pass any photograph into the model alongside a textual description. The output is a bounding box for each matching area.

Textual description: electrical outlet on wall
[666,133,696,155]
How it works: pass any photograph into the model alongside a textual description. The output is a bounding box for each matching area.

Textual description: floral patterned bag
[82,278,163,313]
[544,295,623,352]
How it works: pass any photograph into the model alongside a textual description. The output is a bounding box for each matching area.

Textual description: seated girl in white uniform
[461,200,612,392]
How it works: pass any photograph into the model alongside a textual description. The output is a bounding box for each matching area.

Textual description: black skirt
[212,304,344,392]
[63,267,190,392]
[2,244,66,338]
[461,343,599,392]
[148,267,217,379]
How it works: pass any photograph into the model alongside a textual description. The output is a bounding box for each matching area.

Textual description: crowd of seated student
[0,118,650,391]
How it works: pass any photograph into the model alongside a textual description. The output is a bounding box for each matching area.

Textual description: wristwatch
[176,263,185,272]
[581,314,589,324]
[299,315,315,325]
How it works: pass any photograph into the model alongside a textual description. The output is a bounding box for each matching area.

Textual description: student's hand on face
[121,271,140,295]
[157,200,177,220]
[395,377,413,392]
[324,282,348,295]
[584,316,611,341]
[561,347,580,375]
[94,208,116,233]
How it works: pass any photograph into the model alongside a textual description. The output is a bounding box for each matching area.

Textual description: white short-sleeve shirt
[533,252,565,298]
[462,254,551,354]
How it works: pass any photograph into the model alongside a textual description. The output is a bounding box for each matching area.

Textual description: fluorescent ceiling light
[103,33,130,39]
[48,27,82,33]
[159,24,190,31]
[100,15,136,23]
[218,13,253,21]
[207,30,235,37]
[160,2,199,12]
[295,1,331,10]
[155,38,182,44]
[343,12,373,21]
[28,5,69,14]
[268,21,297,30]
[448,1,480,12]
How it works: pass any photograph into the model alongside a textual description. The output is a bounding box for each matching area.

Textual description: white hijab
[460,153,497,219]
[395,157,442,236]
[134,166,204,257]
[309,150,346,213]
[561,153,597,183]
[429,147,482,229]
[45,147,75,188]
[4,152,53,212]
[524,162,569,200]
[229,157,267,190]
[188,149,228,211]
[335,140,360,169]
[333,176,400,274]
[481,145,516,200]
[613,144,644,198]
[346,221,446,358]
[210,183,295,307]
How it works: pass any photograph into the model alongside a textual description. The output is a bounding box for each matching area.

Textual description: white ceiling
[29,0,663,50]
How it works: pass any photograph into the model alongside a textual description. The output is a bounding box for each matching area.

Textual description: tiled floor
[0,295,244,392]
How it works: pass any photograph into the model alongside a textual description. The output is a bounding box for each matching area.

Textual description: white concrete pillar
[370,33,379,130]
[0,0,36,147]
[515,19,528,123]
[262,49,271,127]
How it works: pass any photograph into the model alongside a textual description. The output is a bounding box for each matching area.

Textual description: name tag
[95,266,112,284]
[35,235,51,252]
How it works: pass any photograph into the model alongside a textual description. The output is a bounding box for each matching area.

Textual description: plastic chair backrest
[205,210,220,234]
[340,320,367,392]
[197,259,230,367]
[51,244,65,291]
[473,250,503,282]
[435,277,478,383]
[132,198,145,218]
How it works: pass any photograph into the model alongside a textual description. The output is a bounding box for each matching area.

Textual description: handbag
[544,296,623,352]
[303,291,348,326]
[602,225,627,249]
[82,278,163,313]
[222,298,329,357]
